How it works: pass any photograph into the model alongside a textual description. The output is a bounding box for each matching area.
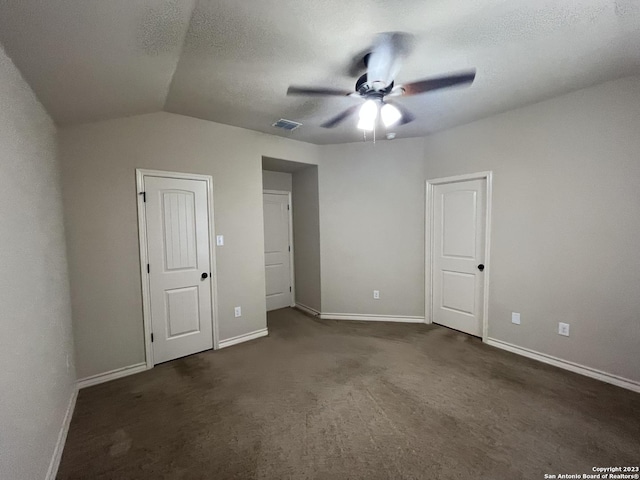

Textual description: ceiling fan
[287,32,476,130]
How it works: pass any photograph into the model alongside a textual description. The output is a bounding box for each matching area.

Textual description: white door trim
[425,171,493,341]
[263,189,295,308]
[136,169,220,370]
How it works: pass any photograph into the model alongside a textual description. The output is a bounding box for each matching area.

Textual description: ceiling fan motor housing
[355,73,394,97]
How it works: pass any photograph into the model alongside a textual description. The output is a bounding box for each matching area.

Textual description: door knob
[477,264,485,271]
[201,272,208,279]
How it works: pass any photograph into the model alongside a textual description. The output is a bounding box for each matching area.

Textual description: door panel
[442,190,477,258]
[441,271,476,315]
[165,287,200,337]
[263,193,292,311]
[432,179,486,337]
[265,264,288,296]
[145,176,213,364]
[162,191,197,270]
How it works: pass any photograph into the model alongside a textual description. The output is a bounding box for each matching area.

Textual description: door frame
[425,171,493,341]
[136,169,220,370]
[263,189,296,308]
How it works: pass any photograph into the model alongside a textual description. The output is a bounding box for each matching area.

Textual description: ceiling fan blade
[387,85,406,97]
[385,101,415,125]
[367,32,412,91]
[321,105,359,128]
[347,50,370,77]
[287,86,352,97]
[398,71,476,96]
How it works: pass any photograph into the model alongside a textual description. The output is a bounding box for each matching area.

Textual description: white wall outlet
[234,306,241,318]
[216,235,224,246]
[511,312,521,325]
[558,322,570,336]
[373,290,380,299]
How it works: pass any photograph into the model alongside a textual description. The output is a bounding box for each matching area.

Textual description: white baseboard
[46,387,78,480]
[320,313,425,323]
[485,338,640,393]
[218,328,268,349]
[77,362,148,389]
[294,303,321,317]
[293,305,425,324]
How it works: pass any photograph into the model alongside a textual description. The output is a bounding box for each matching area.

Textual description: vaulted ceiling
[1,0,639,144]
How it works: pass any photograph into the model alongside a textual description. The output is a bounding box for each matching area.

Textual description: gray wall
[262,170,292,191]
[60,112,318,379]
[422,76,640,383]
[318,138,427,317]
[292,166,322,311]
[0,46,76,479]
[317,76,640,383]
[56,73,640,388]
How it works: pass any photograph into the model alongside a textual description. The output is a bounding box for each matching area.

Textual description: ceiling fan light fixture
[359,100,378,121]
[381,103,401,127]
[357,117,375,131]
[357,100,378,130]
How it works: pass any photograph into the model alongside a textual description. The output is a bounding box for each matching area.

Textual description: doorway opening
[263,189,295,311]
[136,169,219,368]
[425,172,492,339]
[262,157,321,315]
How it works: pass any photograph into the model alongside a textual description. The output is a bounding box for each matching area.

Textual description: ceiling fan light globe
[359,100,378,121]
[381,103,402,127]
[357,118,375,131]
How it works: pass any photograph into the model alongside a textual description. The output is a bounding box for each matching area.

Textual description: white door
[263,193,292,311]
[144,175,214,364]
[431,178,486,337]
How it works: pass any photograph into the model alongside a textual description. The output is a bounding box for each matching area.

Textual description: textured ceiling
[1,0,639,144]
[0,0,196,125]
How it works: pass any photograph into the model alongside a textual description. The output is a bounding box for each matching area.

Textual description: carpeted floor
[58,308,640,479]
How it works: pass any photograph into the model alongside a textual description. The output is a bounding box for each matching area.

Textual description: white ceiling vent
[272,119,302,131]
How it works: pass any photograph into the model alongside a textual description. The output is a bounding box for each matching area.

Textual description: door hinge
[151,333,154,342]
[139,191,146,202]
[288,245,291,252]
[147,263,150,274]
[287,204,290,210]
[289,286,292,292]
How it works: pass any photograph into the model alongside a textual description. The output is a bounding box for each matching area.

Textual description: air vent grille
[272,118,302,131]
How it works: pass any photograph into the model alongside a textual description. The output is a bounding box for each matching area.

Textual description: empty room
[1,1,639,479]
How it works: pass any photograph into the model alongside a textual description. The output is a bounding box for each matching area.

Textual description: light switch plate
[216,235,224,246]
[558,322,570,336]
[512,312,521,325]
[234,306,241,318]
[373,290,380,299]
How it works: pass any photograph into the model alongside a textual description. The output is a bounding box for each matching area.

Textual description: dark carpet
[58,307,640,479]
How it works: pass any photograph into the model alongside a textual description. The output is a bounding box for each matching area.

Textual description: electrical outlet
[234,306,241,318]
[558,322,570,337]
[216,235,224,246]
[511,312,521,325]
[373,290,380,299]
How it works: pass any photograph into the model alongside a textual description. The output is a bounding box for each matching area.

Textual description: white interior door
[263,192,292,311]
[431,178,486,337]
[144,175,214,364]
